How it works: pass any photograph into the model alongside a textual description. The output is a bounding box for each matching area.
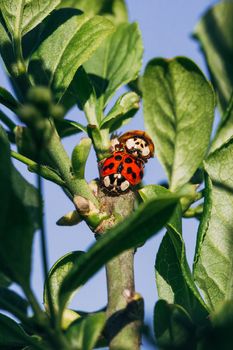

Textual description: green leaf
[0,87,19,112]
[44,251,84,312]
[0,0,61,37]
[139,185,208,323]
[66,312,106,350]
[55,119,87,138]
[194,2,233,115]
[142,57,215,191]
[58,0,128,24]
[72,138,92,179]
[210,93,233,153]
[100,91,140,132]
[0,14,15,75]
[0,288,28,316]
[0,126,39,287]
[0,273,11,288]
[29,10,115,100]
[0,313,32,348]
[194,138,233,310]
[154,300,196,349]
[59,193,178,316]
[84,22,143,113]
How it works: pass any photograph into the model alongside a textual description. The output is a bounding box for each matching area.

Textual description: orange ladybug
[118,130,154,161]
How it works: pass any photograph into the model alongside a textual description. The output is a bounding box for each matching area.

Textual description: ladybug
[99,151,144,193]
[118,130,154,161]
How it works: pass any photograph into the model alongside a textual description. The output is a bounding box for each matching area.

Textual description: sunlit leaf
[59,193,178,316]
[194,138,233,309]
[29,9,114,100]
[139,185,208,323]
[44,251,84,312]
[142,57,215,190]
[0,0,61,37]
[194,2,233,115]
[0,126,39,287]
[66,312,106,350]
[84,22,143,115]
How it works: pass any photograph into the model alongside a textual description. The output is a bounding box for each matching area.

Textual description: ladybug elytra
[99,130,154,194]
[118,130,154,160]
[99,151,144,194]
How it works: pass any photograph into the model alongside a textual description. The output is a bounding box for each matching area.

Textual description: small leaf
[66,312,106,350]
[0,0,61,37]
[0,288,28,316]
[59,193,178,316]
[194,2,233,115]
[154,300,196,349]
[72,138,92,179]
[139,185,208,323]
[84,22,143,111]
[0,14,14,76]
[142,57,215,191]
[0,87,19,112]
[29,10,115,100]
[57,0,128,24]
[0,126,39,287]
[55,119,87,138]
[100,91,140,131]
[210,94,233,153]
[44,251,84,312]
[0,313,32,348]
[194,138,233,309]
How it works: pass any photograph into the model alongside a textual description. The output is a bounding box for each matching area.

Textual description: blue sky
[0,1,217,349]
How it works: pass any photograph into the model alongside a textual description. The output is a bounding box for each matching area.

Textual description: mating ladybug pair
[99,130,154,194]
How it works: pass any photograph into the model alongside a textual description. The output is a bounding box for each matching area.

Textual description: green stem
[105,250,142,350]
[98,191,143,350]
[0,109,16,131]
[37,161,56,328]
[22,284,43,320]
[11,151,65,186]
[0,298,32,327]
[46,119,99,206]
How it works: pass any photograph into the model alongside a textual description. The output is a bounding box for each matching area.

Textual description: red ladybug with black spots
[99,151,144,194]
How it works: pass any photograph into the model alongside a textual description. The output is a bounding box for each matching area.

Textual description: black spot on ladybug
[117,163,124,172]
[127,167,132,174]
[109,163,114,169]
[132,172,137,179]
[125,157,133,163]
[115,155,122,160]
[136,141,140,145]
[139,170,143,179]
[103,166,108,171]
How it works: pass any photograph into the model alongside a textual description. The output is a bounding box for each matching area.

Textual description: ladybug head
[118,130,154,160]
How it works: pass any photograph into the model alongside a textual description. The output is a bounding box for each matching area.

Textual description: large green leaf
[66,312,106,350]
[194,2,233,115]
[194,138,233,309]
[58,194,178,315]
[29,10,114,100]
[139,185,208,323]
[142,57,215,191]
[58,0,128,24]
[154,300,196,349]
[0,126,39,287]
[84,22,143,115]
[210,95,233,153]
[99,91,140,132]
[0,0,61,37]
[0,313,32,348]
[0,288,28,316]
[0,14,15,76]
[44,251,84,312]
